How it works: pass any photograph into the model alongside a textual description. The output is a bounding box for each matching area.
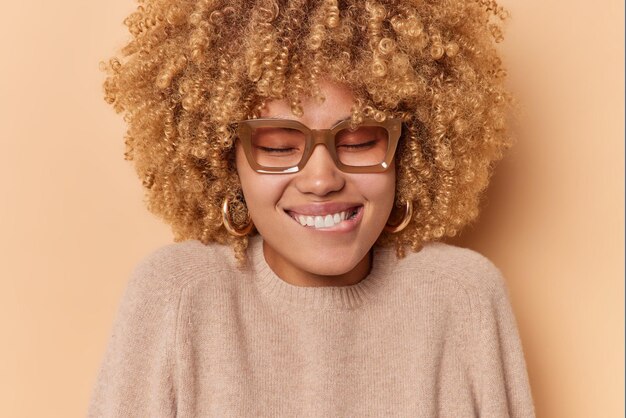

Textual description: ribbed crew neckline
[247,234,393,311]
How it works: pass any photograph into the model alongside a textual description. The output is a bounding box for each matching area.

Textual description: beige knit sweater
[88,235,535,417]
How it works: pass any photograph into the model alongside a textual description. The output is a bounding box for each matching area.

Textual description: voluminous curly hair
[101,0,512,262]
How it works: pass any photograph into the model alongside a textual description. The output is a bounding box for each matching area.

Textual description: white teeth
[292,208,358,229]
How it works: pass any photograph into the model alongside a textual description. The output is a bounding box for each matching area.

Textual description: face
[235,81,396,286]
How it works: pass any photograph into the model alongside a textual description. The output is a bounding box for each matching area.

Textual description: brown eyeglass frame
[235,117,402,174]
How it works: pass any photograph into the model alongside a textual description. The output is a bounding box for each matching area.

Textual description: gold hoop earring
[222,197,254,237]
[384,200,413,234]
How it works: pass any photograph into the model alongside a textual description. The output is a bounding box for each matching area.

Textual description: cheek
[235,145,288,221]
[384,169,397,201]
[358,170,396,208]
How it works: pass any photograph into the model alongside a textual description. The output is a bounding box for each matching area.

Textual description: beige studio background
[0,0,623,417]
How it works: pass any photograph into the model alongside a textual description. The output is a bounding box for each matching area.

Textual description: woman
[89,0,535,416]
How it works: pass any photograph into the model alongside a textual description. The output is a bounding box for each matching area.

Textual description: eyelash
[257,146,296,153]
[254,137,379,155]
[338,139,377,149]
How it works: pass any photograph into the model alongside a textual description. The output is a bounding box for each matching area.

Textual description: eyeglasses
[235,117,402,174]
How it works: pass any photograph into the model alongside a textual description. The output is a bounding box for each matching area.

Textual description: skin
[235,81,396,287]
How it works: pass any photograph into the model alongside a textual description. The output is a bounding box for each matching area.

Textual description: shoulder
[394,241,508,299]
[125,240,240,301]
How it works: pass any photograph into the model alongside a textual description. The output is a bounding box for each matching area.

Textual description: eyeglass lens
[249,125,390,169]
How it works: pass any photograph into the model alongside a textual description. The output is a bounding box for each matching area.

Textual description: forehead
[259,80,355,129]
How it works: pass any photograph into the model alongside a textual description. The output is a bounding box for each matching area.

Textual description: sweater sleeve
[472,269,535,418]
[87,256,179,417]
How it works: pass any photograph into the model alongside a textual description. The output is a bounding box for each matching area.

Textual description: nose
[294,143,345,196]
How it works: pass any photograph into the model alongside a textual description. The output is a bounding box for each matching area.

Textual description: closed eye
[338,139,378,150]
[255,146,298,154]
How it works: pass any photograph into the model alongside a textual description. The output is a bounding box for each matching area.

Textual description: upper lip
[284,202,362,216]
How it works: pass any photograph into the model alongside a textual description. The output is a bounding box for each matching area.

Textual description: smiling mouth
[285,206,362,229]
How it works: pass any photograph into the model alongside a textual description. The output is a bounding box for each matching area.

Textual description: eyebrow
[268,115,352,126]
[333,116,352,125]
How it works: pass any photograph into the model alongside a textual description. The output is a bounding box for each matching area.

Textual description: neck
[262,240,372,287]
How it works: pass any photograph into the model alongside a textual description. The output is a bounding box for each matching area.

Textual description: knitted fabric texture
[88,235,535,417]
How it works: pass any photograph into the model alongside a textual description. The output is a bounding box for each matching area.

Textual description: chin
[296,249,366,277]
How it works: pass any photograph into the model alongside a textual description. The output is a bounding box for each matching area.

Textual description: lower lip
[286,206,364,233]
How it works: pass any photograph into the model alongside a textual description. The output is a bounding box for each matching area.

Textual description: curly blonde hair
[102,0,512,262]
